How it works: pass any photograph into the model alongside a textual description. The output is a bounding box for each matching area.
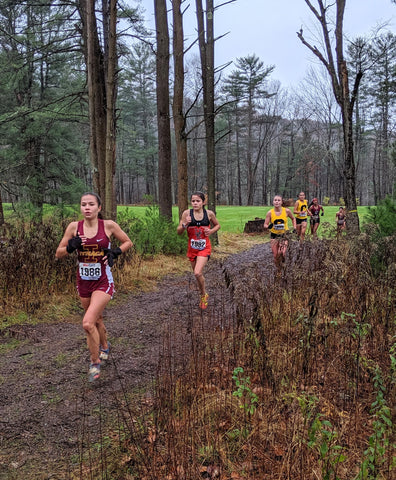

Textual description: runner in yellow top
[294,191,310,242]
[264,195,296,268]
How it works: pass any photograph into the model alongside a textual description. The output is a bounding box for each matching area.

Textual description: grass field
[118,204,370,234]
[2,202,371,234]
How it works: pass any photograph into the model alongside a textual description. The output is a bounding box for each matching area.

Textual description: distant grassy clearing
[2,203,370,234]
[117,204,370,234]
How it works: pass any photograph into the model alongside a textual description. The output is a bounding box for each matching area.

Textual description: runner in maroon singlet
[336,207,346,236]
[177,191,220,309]
[56,193,133,382]
[308,198,324,238]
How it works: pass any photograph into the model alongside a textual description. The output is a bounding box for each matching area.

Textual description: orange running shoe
[199,293,209,310]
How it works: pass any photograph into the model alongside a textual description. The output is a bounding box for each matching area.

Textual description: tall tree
[155,0,173,220]
[195,0,216,215]
[78,0,118,219]
[221,70,245,204]
[0,2,87,220]
[172,0,188,217]
[298,66,343,202]
[232,55,275,205]
[117,43,157,204]
[298,0,361,232]
[366,32,396,200]
[0,187,4,226]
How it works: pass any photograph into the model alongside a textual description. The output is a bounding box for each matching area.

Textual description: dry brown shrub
[123,235,396,479]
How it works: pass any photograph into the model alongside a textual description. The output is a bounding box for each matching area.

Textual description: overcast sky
[138,0,396,88]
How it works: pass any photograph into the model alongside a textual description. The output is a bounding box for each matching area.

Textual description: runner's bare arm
[263,210,272,229]
[105,220,133,253]
[286,209,297,230]
[207,210,220,235]
[55,222,79,258]
[177,210,191,235]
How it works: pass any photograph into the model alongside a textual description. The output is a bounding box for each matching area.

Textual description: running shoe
[199,293,209,310]
[99,341,111,361]
[88,362,101,382]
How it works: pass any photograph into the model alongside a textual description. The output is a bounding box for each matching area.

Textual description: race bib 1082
[190,238,206,251]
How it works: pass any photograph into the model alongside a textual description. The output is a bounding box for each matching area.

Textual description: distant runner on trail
[336,206,346,236]
[177,191,220,310]
[55,192,133,382]
[294,191,310,242]
[308,198,324,238]
[264,195,296,269]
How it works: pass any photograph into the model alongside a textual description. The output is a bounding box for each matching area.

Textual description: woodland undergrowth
[1,209,396,479]
[0,206,185,323]
[94,233,396,480]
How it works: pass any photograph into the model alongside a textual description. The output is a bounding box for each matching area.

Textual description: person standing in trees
[294,191,310,242]
[264,195,297,268]
[177,191,220,310]
[55,192,133,382]
[308,198,324,238]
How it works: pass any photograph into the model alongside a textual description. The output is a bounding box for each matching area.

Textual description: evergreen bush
[117,205,185,257]
[365,196,396,238]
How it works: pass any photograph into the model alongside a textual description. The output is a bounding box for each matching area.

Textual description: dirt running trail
[0,241,295,480]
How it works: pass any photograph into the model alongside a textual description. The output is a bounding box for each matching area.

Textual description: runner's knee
[83,315,97,333]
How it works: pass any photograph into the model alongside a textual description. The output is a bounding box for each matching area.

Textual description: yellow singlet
[270,208,288,235]
[295,199,308,219]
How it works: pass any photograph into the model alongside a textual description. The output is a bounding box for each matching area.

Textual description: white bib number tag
[274,223,285,231]
[299,211,307,217]
[79,262,101,281]
[190,238,206,251]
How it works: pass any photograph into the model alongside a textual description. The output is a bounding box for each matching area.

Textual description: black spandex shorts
[296,218,307,225]
[270,232,286,240]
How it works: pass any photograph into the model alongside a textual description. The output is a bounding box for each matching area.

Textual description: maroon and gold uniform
[76,219,115,298]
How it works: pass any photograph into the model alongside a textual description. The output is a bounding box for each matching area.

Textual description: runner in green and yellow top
[264,195,296,268]
[293,191,310,242]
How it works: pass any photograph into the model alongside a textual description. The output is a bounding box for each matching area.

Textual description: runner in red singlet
[177,191,220,309]
[56,193,133,382]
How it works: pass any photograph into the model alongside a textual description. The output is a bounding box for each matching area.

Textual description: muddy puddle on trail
[0,240,317,479]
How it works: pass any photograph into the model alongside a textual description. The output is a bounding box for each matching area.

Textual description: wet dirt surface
[0,240,310,479]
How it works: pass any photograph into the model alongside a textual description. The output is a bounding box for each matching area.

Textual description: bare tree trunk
[79,0,117,219]
[172,0,188,218]
[196,0,216,219]
[155,0,173,220]
[246,89,254,205]
[104,0,117,219]
[0,188,4,226]
[236,123,242,205]
[298,0,360,233]
[82,0,106,208]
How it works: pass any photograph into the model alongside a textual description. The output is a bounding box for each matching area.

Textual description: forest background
[0,0,395,226]
[0,2,395,478]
